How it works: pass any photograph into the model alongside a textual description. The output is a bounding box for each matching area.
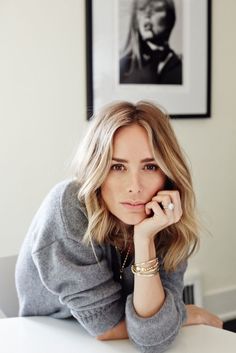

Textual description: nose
[144,6,152,18]
[127,172,142,194]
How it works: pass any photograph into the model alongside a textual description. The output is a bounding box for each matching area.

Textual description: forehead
[112,124,153,157]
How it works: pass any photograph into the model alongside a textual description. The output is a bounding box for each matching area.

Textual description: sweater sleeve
[31,180,125,336]
[125,261,187,353]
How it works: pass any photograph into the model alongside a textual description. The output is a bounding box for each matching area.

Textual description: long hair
[73,101,199,271]
[121,0,176,72]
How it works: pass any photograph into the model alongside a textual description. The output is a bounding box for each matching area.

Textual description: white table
[0,316,236,353]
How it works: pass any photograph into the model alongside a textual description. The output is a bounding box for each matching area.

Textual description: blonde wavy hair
[73,101,199,271]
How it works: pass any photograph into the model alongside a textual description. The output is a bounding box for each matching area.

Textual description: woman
[16,101,222,353]
[120,0,182,84]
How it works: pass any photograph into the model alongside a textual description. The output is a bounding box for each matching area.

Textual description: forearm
[96,238,165,341]
[133,235,165,318]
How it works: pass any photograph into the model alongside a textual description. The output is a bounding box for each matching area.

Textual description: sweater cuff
[125,289,186,346]
[71,299,125,336]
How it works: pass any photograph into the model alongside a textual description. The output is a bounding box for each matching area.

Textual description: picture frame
[86,0,211,119]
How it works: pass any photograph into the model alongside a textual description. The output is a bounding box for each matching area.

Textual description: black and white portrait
[119,0,183,85]
[87,0,210,118]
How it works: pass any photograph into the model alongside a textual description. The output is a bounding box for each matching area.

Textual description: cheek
[101,178,117,204]
[152,13,166,27]
[160,174,167,188]
[148,174,166,194]
[137,16,146,28]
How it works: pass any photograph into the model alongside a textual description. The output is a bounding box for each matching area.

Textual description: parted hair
[73,101,199,271]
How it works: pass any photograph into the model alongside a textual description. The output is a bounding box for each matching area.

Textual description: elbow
[96,333,109,341]
[96,329,113,341]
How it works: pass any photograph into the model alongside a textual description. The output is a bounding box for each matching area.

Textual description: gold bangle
[133,263,159,272]
[131,263,160,276]
[131,265,160,276]
[132,258,159,270]
[134,257,158,267]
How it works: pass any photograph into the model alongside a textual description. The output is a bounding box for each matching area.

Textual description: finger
[151,194,172,208]
[145,200,163,217]
[207,314,223,329]
[154,191,182,222]
[200,308,223,329]
[152,195,175,222]
[152,194,179,222]
[213,319,223,329]
[207,317,223,329]
[158,190,181,204]
[158,190,181,210]
[145,200,172,229]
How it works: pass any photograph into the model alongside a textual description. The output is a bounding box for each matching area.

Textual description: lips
[144,21,153,31]
[120,202,145,211]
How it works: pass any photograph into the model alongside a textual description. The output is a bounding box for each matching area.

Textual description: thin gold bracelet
[132,257,159,270]
[131,263,160,275]
[134,257,158,267]
[134,263,159,272]
[131,265,160,276]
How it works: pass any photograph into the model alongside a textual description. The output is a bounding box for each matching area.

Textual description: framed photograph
[86,0,211,119]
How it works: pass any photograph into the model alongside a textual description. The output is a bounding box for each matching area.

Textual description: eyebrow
[112,158,156,163]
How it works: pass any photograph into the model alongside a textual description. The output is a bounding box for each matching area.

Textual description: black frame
[86,0,212,120]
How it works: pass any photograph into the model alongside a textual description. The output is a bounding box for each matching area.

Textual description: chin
[120,214,146,226]
[143,34,154,41]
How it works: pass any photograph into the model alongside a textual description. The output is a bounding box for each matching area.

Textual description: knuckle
[152,195,158,200]
[164,195,170,202]
[159,215,169,226]
[161,196,170,205]
[170,190,180,201]
[174,214,182,223]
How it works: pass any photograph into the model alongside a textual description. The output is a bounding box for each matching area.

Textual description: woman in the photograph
[16,101,222,353]
[120,0,183,84]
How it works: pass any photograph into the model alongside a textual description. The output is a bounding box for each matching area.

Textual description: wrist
[133,232,155,244]
[133,234,156,262]
[133,234,153,253]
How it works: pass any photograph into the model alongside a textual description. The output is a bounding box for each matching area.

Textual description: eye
[111,164,126,171]
[144,164,159,171]
[137,2,147,12]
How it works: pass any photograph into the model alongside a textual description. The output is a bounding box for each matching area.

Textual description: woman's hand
[183,304,223,329]
[134,190,183,240]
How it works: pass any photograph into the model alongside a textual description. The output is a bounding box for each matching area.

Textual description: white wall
[0,0,87,255]
[0,0,235,313]
[172,0,236,294]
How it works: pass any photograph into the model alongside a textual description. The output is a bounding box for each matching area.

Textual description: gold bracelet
[131,260,160,276]
[134,257,158,267]
[132,258,159,270]
[131,263,159,273]
[131,265,160,276]
[133,263,159,272]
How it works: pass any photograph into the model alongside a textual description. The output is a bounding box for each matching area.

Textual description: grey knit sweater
[15,179,187,353]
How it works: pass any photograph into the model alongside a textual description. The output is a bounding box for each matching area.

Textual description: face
[101,124,166,225]
[136,0,170,44]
